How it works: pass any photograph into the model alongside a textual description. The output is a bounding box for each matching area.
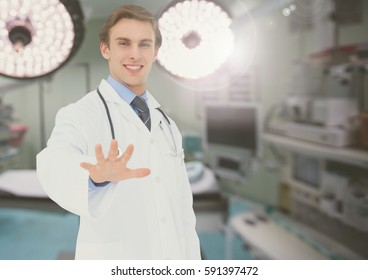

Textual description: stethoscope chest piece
[117,147,123,158]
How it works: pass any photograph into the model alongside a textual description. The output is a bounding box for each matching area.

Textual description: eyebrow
[115,37,153,43]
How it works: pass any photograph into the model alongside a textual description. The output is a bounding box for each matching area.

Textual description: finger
[107,140,119,161]
[80,162,94,171]
[119,144,134,166]
[125,168,151,179]
[95,144,105,163]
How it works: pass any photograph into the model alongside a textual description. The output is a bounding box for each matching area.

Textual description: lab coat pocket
[162,150,184,200]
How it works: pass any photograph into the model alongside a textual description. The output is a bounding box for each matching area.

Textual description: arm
[36,105,95,217]
[37,104,150,218]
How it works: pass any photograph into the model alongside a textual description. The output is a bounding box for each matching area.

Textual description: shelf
[262,133,368,168]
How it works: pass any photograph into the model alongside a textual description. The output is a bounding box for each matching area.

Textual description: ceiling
[78,0,272,21]
[79,0,174,21]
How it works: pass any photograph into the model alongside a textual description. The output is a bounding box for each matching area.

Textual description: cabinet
[262,133,368,258]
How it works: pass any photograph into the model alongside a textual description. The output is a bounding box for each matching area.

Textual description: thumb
[125,168,151,179]
[80,162,93,171]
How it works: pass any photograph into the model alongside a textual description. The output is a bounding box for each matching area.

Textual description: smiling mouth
[124,65,143,72]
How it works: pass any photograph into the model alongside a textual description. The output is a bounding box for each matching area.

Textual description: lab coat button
[150,139,154,144]
[155,176,161,183]
[161,217,167,223]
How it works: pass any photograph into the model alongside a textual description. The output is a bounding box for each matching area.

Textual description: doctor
[36,4,201,260]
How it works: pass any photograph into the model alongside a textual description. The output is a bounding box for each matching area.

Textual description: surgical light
[157,0,234,80]
[0,0,84,79]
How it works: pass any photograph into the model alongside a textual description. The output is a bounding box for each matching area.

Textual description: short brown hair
[99,5,162,48]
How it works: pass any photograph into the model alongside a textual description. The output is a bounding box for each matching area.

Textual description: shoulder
[55,91,101,123]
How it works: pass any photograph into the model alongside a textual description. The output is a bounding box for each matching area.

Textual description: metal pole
[39,79,46,150]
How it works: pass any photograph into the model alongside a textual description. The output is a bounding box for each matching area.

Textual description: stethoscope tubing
[97,87,115,139]
[96,87,178,155]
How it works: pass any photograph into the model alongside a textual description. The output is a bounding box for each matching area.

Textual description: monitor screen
[204,103,258,154]
[293,153,319,188]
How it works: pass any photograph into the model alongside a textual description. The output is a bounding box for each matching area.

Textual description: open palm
[80,140,150,183]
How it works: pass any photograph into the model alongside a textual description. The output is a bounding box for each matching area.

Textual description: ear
[100,42,110,60]
[153,47,159,62]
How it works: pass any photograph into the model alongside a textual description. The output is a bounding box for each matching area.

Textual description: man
[37,5,201,260]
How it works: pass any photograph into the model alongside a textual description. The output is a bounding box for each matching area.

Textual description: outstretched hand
[80,140,150,183]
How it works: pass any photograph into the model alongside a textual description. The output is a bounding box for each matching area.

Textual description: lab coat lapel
[146,91,163,134]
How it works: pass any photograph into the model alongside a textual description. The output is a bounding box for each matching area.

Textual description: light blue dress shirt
[88,75,148,191]
[106,75,148,107]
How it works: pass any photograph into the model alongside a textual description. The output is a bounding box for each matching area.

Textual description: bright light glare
[282,8,291,16]
[0,0,75,78]
[158,0,234,80]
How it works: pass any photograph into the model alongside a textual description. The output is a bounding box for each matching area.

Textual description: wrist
[90,177,110,187]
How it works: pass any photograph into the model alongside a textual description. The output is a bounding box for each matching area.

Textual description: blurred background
[0,0,367,260]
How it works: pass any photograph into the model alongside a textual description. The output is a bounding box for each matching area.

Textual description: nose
[129,44,141,60]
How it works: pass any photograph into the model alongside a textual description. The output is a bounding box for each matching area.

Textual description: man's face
[100,18,158,95]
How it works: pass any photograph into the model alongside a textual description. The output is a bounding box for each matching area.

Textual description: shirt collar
[106,75,148,104]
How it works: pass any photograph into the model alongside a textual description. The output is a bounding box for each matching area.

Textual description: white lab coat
[36,79,201,260]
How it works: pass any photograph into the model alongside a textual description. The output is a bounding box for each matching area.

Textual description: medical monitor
[204,102,260,156]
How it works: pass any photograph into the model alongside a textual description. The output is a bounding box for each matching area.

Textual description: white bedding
[0,169,47,198]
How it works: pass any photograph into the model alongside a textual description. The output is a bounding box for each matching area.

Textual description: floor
[0,203,253,260]
[0,208,78,260]
[1,197,364,260]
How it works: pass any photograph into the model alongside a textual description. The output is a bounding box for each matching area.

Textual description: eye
[118,41,129,46]
[140,42,152,48]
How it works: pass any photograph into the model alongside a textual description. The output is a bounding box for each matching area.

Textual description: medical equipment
[282,96,358,127]
[203,102,261,185]
[0,0,85,79]
[96,87,180,158]
[204,102,261,157]
[182,132,202,160]
[211,152,250,182]
[266,61,364,147]
[186,161,204,183]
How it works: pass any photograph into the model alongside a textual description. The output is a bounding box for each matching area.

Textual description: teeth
[126,65,141,70]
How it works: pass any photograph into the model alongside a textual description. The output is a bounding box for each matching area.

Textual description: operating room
[0,0,368,260]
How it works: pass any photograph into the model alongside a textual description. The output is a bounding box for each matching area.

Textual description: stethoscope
[96,87,181,158]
